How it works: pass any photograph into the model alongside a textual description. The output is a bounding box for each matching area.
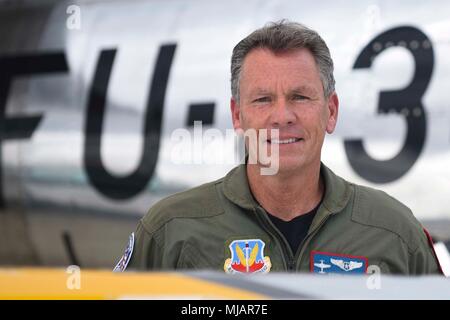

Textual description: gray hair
[231,20,335,101]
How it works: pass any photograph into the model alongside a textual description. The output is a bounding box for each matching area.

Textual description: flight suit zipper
[255,206,332,272]
[293,213,331,271]
[253,207,296,271]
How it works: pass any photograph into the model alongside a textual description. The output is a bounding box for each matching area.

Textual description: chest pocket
[177,242,223,270]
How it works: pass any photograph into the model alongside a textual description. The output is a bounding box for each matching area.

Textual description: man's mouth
[268,138,303,145]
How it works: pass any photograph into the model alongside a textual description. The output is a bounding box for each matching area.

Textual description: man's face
[231,47,338,173]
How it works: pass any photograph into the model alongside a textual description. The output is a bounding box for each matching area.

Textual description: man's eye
[253,97,271,103]
[293,95,308,101]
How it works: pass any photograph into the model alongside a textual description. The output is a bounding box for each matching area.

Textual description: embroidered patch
[224,239,271,274]
[311,251,368,274]
[113,233,135,272]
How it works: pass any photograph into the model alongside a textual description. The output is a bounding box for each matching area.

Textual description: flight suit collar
[319,163,353,215]
[223,162,353,215]
[223,164,258,210]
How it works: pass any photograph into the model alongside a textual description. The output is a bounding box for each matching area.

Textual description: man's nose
[270,99,296,127]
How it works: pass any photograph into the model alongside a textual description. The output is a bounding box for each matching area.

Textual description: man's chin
[276,161,304,174]
[255,157,305,176]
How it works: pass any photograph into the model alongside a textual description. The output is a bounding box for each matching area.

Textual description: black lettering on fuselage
[83,44,176,199]
[345,26,434,183]
[0,52,68,207]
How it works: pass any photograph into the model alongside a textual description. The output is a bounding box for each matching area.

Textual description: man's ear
[326,92,339,134]
[230,97,242,130]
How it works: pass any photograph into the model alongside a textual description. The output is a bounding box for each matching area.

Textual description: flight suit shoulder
[351,184,426,253]
[141,179,225,234]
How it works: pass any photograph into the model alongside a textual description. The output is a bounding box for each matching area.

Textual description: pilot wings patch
[330,258,364,271]
[311,251,368,274]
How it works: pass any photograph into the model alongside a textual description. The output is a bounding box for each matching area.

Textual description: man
[115,21,442,275]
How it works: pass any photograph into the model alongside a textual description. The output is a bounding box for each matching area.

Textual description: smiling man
[116,21,442,275]
[232,46,337,222]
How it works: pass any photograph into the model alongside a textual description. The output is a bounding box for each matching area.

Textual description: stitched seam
[142,210,225,235]
[178,242,206,269]
[139,221,165,255]
[352,186,415,254]
[176,241,191,268]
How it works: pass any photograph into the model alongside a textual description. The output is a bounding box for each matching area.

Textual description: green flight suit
[124,163,441,275]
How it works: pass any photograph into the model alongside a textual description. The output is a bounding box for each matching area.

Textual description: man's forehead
[246,46,311,56]
[240,47,320,79]
[243,47,315,65]
[250,85,319,96]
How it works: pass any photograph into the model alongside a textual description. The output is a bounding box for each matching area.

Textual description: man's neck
[246,162,324,221]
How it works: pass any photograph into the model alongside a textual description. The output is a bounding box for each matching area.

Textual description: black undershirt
[268,202,320,254]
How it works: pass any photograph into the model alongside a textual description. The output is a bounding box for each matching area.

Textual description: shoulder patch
[224,239,271,274]
[113,233,135,272]
[311,251,368,274]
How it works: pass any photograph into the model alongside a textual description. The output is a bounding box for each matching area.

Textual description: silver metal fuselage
[1,0,449,267]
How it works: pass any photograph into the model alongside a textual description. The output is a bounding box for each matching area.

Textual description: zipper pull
[288,260,295,271]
